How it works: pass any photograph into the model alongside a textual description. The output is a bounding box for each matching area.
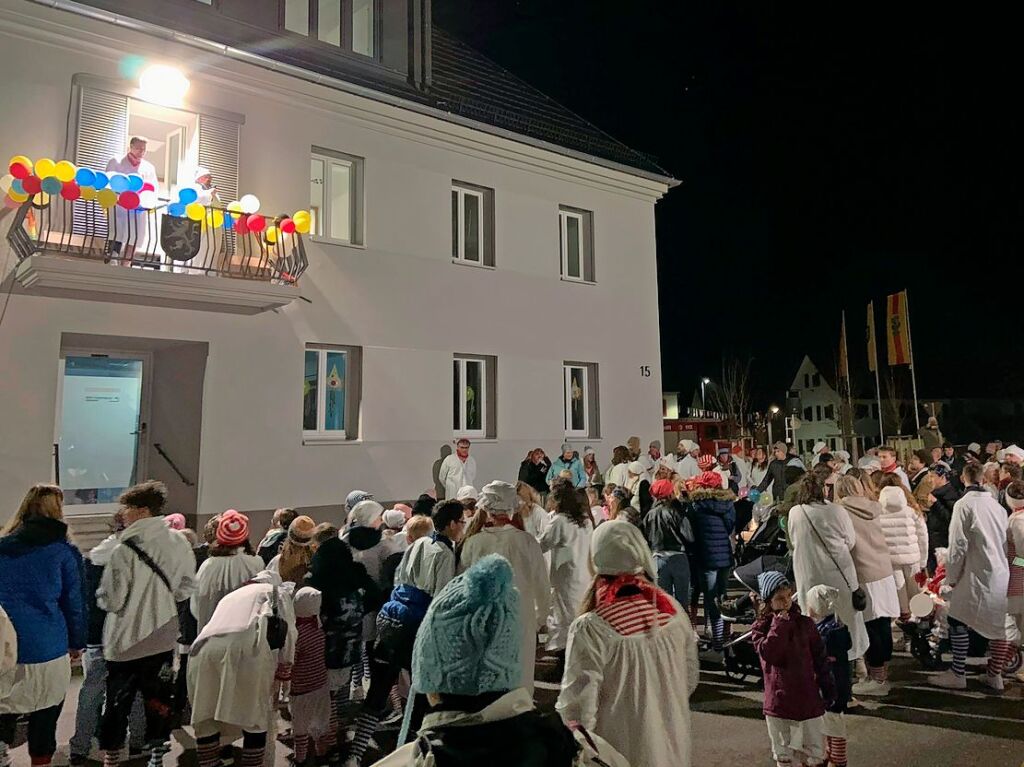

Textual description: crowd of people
[0,431,1022,767]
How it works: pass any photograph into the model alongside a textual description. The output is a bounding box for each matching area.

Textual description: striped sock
[239,746,264,767]
[146,741,170,767]
[869,663,889,682]
[950,625,969,678]
[103,748,125,767]
[711,617,726,650]
[987,639,1014,677]
[196,735,221,767]
[348,712,379,761]
[294,734,310,764]
[826,736,847,766]
[388,685,404,713]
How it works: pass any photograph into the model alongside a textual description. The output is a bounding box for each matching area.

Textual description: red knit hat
[650,479,676,500]
[697,454,715,471]
[695,470,724,489]
[216,509,250,547]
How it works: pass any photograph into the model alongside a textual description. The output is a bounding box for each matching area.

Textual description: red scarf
[125,153,141,168]
[596,574,676,616]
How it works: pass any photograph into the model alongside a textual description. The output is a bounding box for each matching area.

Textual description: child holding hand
[806,585,852,767]
[752,571,834,767]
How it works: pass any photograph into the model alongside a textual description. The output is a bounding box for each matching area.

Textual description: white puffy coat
[877,487,928,570]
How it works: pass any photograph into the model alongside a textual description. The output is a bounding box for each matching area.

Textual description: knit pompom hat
[412,554,520,696]
[758,570,790,601]
[216,510,250,547]
[650,479,675,500]
[164,513,186,531]
[287,515,317,545]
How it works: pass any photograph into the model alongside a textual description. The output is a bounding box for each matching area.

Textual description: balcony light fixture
[139,65,190,106]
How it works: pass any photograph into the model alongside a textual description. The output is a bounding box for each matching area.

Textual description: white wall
[0,0,669,518]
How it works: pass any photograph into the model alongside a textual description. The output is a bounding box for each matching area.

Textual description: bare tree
[708,356,754,438]
[882,369,906,437]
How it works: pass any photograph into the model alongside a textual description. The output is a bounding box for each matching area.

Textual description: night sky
[436,2,1024,406]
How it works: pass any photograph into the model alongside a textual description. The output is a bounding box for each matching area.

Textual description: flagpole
[874,361,885,444]
[842,310,855,453]
[869,301,884,444]
[905,290,921,431]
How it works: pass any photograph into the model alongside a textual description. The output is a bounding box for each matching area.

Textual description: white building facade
[0,0,674,540]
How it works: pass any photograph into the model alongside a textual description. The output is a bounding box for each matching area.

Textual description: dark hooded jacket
[688,487,737,569]
[928,482,962,553]
[640,498,693,554]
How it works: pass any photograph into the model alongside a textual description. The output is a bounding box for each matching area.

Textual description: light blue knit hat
[411,554,520,696]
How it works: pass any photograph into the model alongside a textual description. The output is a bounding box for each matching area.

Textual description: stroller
[719,554,791,683]
[734,508,788,567]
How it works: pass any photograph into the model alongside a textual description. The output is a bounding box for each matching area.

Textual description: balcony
[6,194,309,314]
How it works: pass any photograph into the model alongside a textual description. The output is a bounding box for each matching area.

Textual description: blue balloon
[75,168,96,187]
[167,202,186,217]
[92,172,109,190]
[109,174,129,193]
[41,177,62,195]
[127,174,144,192]
[748,488,762,504]
[223,213,234,229]
[10,179,24,195]
[178,187,198,205]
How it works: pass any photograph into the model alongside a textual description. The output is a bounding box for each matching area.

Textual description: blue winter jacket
[689,487,737,570]
[546,456,586,488]
[0,516,87,663]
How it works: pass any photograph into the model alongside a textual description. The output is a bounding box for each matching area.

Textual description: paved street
[31,648,1024,766]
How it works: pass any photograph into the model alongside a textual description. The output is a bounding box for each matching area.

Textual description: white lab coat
[394,536,455,597]
[676,454,700,480]
[946,490,1010,639]
[369,689,629,767]
[438,454,477,500]
[520,503,549,541]
[604,462,629,488]
[105,155,159,251]
[190,553,266,633]
[539,515,594,651]
[557,607,698,767]
[787,502,869,659]
[460,525,550,692]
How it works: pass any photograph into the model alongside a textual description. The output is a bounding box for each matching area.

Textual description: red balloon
[60,182,81,201]
[9,162,30,180]
[246,214,265,233]
[21,175,42,195]
[117,190,140,210]
[141,182,155,192]
[234,216,248,233]
[279,218,296,234]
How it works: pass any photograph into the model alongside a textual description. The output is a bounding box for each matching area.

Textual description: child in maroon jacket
[752,571,834,767]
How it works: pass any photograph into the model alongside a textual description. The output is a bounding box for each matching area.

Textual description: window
[816,405,823,421]
[451,182,494,266]
[311,148,364,246]
[564,362,600,438]
[283,1,376,56]
[303,344,361,443]
[559,206,595,282]
[803,374,810,388]
[812,372,822,387]
[453,355,496,438]
[804,407,813,422]
[824,404,835,421]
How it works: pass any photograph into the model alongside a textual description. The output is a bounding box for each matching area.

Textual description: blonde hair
[2,484,65,537]
[278,515,316,583]
[834,475,867,501]
[516,481,540,507]
[404,515,434,544]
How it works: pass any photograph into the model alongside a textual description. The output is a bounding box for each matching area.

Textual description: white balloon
[0,174,12,193]
[240,194,260,214]
[139,190,159,209]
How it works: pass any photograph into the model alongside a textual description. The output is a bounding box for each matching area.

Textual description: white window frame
[559,209,586,282]
[303,346,350,443]
[311,148,364,247]
[454,356,488,439]
[564,364,589,438]
[452,185,485,264]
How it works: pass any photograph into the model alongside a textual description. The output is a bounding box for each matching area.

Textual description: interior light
[139,65,190,106]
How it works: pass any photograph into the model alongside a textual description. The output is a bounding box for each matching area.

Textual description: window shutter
[198,114,239,204]
[72,87,128,237]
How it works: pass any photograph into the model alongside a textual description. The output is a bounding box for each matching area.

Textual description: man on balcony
[106,137,159,265]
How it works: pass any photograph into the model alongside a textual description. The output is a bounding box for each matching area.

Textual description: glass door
[54,351,151,512]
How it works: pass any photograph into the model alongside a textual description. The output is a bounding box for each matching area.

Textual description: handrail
[154,443,196,487]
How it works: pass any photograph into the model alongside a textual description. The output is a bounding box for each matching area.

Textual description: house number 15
[640,365,651,377]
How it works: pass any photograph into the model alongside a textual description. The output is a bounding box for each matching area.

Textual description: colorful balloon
[117,190,140,209]
[239,194,260,214]
[21,176,41,195]
[141,182,155,192]
[10,179,25,196]
[109,174,129,193]
[127,174,144,192]
[185,202,205,221]
[7,189,29,203]
[41,177,63,195]
[0,174,12,194]
[279,218,296,234]
[31,192,50,207]
[96,188,117,208]
[226,200,243,213]
[234,215,248,233]
[9,162,30,180]
[245,214,265,232]
[60,182,81,201]
[208,209,225,228]
[139,190,159,209]
[33,158,55,178]
[265,226,279,244]
[293,217,310,235]
[79,186,97,201]
[167,202,186,217]
[8,155,31,172]
[223,213,234,229]
[92,171,109,190]
[54,161,76,183]
[75,167,96,187]
[178,187,198,205]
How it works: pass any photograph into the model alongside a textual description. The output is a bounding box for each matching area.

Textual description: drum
[909,592,935,619]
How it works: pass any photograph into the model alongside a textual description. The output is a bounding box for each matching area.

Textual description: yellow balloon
[8,190,28,203]
[79,186,97,201]
[9,155,31,169]
[54,160,76,182]
[33,192,50,206]
[185,202,205,221]
[34,158,56,178]
[292,210,310,224]
[96,188,117,208]
[265,226,279,244]
[293,217,310,234]
[211,209,224,228]
[226,200,243,213]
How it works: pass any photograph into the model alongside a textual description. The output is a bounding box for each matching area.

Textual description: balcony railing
[6,196,308,284]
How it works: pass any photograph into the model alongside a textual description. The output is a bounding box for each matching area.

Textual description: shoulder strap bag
[122,537,173,593]
[797,506,867,611]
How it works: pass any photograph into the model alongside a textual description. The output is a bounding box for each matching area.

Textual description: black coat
[756,459,789,499]
[928,482,962,552]
[518,459,551,495]
[640,499,693,554]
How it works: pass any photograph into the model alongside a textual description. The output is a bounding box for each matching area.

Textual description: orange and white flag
[886,290,912,366]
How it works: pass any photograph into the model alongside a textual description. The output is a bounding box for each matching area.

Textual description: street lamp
[768,404,780,445]
[701,377,710,411]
